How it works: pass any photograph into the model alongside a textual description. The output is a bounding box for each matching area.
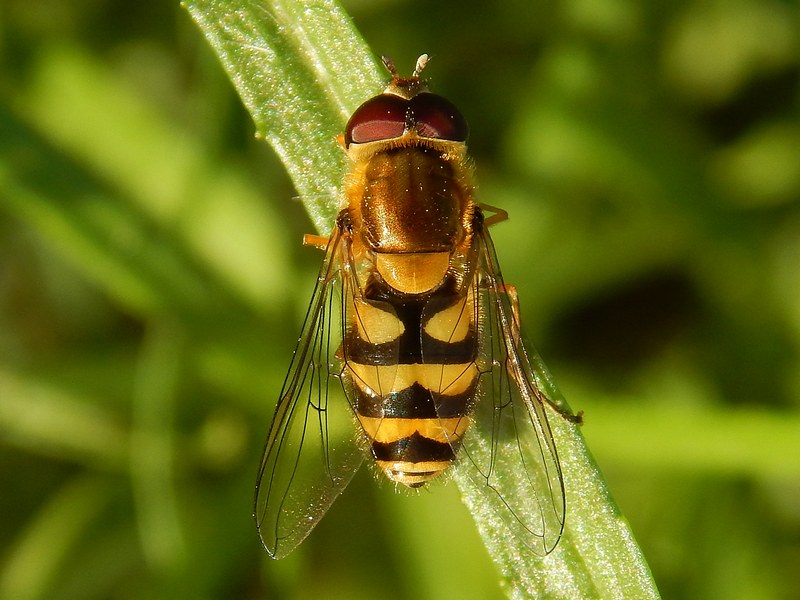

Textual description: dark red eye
[409,93,468,141]
[345,94,409,146]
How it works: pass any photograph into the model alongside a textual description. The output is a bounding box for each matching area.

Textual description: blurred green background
[1,0,799,599]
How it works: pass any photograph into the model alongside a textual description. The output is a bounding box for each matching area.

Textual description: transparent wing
[254,225,364,559]
[455,223,573,556]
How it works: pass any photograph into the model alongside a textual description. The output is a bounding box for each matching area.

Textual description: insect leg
[498,281,583,424]
[303,234,330,251]
[478,203,509,228]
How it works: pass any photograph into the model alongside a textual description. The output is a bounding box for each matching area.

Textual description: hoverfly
[254,54,582,559]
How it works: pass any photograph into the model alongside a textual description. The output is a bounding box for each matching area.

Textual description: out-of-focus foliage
[0,1,798,599]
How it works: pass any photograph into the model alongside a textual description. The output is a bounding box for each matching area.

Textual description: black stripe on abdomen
[354,381,476,419]
[345,331,476,365]
[371,431,457,463]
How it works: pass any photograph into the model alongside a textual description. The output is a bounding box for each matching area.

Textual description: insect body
[255,55,581,559]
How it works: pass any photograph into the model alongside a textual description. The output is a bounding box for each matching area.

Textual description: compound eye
[345,94,408,146]
[410,93,468,141]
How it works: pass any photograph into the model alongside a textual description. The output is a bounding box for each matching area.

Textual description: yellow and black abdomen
[344,277,479,487]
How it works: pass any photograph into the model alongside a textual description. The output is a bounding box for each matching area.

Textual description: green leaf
[185,1,661,598]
